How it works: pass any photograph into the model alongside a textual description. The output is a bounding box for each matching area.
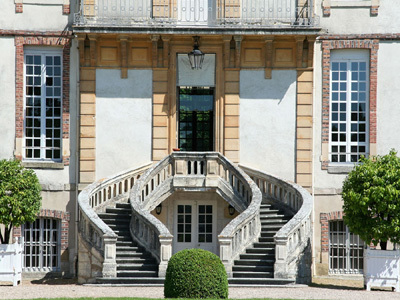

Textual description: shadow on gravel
[308,282,364,291]
[30,274,77,285]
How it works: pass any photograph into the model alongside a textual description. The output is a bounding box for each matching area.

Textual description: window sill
[331,1,374,7]
[18,0,64,4]
[22,161,64,170]
[327,164,355,174]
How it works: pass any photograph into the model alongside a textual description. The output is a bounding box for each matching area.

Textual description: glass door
[174,201,216,254]
[178,86,214,151]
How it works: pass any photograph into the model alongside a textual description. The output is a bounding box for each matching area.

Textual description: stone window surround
[15,33,71,167]
[15,0,70,14]
[322,0,380,16]
[320,38,379,172]
[12,209,70,251]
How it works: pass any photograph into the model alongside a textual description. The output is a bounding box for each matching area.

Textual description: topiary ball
[164,248,228,298]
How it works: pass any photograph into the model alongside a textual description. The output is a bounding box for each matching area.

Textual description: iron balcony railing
[74,0,316,28]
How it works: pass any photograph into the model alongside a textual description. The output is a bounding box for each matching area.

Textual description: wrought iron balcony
[74,0,317,29]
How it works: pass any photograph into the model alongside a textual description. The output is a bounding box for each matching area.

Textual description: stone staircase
[228,203,295,286]
[93,201,294,286]
[95,201,164,285]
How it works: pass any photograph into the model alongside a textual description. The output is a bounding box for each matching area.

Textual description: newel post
[102,234,117,277]
[274,235,289,279]
[219,236,233,278]
[158,236,173,277]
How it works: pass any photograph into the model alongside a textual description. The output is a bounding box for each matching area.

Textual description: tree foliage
[0,159,42,244]
[342,150,400,247]
[164,248,228,298]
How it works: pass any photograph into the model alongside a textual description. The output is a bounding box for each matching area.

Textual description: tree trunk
[380,241,387,250]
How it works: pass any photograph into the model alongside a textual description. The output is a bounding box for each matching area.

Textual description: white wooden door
[178,0,215,25]
[174,201,217,254]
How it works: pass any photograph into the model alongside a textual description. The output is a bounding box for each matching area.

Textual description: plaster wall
[317,0,400,34]
[376,42,400,154]
[0,38,16,160]
[239,70,296,182]
[0,1,73,31]
[95,69,153,179]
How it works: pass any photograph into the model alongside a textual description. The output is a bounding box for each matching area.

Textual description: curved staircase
[77,153,313,286]
[229,203,294,286]
[96,201,164,285]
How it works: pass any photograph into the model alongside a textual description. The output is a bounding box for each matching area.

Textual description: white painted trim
[323,0,380,8]
[19,0,64,5]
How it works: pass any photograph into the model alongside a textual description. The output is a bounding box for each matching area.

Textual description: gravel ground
[0,278,399,300]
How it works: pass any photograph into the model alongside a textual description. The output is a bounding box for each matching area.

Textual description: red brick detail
[323,7,330,17]
[15,3,23,13]
[320,211,344,252]
[371,6,379,16]
[320,38,379,170]
[13,209,70,251]
[63,4,70,15]
[14,32,72,166]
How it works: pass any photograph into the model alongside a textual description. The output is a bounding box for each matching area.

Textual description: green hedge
[164,248,228,298]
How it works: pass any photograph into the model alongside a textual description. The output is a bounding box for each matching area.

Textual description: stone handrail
[129,152,262,277]
[239,165,313,283]
[78,163,152,278]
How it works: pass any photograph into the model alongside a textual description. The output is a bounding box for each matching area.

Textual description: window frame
[23,48,63,162]
[329,50,370,165]
[22,218,61,272]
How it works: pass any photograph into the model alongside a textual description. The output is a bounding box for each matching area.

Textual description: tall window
[330,50,369,163]
[329,220,364,274]
[23,218,61,272]
[24,50,62,161]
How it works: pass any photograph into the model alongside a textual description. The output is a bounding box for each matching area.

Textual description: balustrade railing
[74,0,316,28]
[129,152,262,277]
[78,163,152,278]
[240,165,313,283]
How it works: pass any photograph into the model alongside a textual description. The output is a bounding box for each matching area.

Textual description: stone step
[117,271,158,278]
[98,211,131,218]
[258,237,274,243]
[107,224,131,230]
[105,207,131,214]
[116,240,138,246]
[95,277,165,285]
[116,203,131,209]
[239,253,274,260]
[100,215,130,222]
[116,252,152,258]
[228,278,295,286]
[116,246,142,251]
[260,231,276,238]
[117,264,158,271]
[116,257,156,264]
[234,259,274,266]
[232,265,273,272]
[246,247,275,254]
[253,242,276,249]
[232,271,273,278]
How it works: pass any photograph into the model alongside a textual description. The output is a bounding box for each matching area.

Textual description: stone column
[158,236,173,277]
[102,234,117,278]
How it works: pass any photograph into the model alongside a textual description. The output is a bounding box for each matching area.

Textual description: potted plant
[342,150,400,292]
[0,159,42,286]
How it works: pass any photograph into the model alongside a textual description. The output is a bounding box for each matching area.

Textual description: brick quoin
[15,3,23,13]
[319,37,379,170]
[13,31,72,166]
[63,4,70,15]
[320,211,344,252]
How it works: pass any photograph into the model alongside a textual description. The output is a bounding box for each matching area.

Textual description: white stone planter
[0,238,23,286]
[364,248,400,292]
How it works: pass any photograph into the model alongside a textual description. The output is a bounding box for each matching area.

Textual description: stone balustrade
[130,152,262,277]
[77,163,152,282]
[240,165,313,283]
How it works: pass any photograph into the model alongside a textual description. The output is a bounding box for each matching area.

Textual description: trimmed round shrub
[164,248,228,298]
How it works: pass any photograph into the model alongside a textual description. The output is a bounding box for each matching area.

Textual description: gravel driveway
[0,278,399,300]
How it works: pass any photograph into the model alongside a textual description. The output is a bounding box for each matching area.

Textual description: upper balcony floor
[73,0,320,34]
